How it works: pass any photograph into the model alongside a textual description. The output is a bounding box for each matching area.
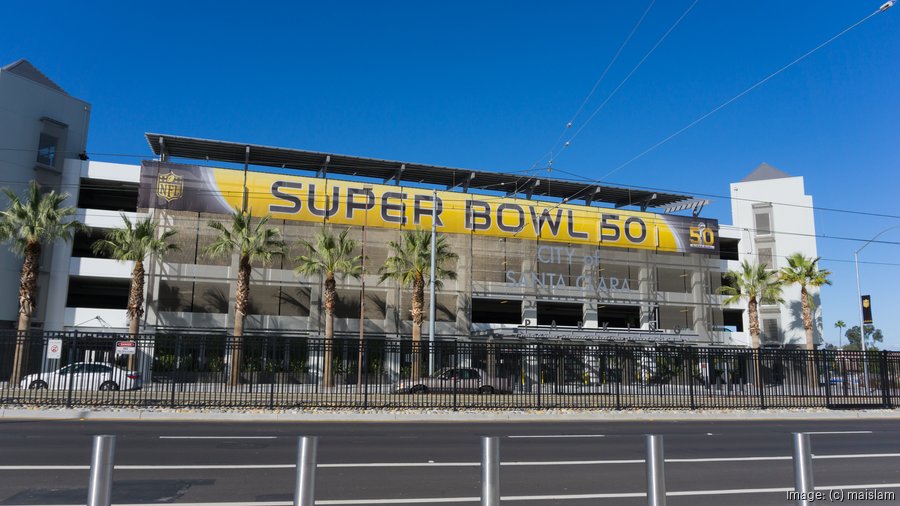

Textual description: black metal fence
[1,330,897,410]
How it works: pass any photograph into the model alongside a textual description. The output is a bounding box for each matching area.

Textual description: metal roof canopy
[145,133,694,209]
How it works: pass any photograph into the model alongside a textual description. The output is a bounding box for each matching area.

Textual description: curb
[2,407,899,422]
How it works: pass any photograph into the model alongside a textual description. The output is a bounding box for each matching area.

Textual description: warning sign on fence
[47,339,62,359]
[115,341,136,355]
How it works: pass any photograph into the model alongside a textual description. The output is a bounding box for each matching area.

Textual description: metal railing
[1,330,897,410]
[75,431,830,505]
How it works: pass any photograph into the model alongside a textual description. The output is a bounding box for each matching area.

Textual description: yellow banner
[139,162,719,254]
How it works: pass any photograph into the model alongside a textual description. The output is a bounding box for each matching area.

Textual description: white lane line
[804,431,874,435]
[158,436,277,439]
[507,434,605,439]
[3,452,900,471]
[6,482,900,505]
[814,453,900,460]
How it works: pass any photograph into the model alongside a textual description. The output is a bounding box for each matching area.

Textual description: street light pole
[853,225,900,391]
[428,190,438,376]
[853,250,870,390]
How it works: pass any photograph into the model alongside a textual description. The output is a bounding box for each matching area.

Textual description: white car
[20,362,142,391]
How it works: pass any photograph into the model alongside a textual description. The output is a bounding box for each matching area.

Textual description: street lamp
[428,190,438,376]
[854,225,900,390]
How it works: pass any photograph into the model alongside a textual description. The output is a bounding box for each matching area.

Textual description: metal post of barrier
[645,435,666,506]
[87,435,116,506]
[293,436,318,506]
[792,432,814,506]
[481,436,500,506]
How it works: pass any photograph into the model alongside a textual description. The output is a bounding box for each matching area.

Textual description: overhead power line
[556,0,700,161]
[528,0,657,174]
[523,1,896,220]
[592,1,894,183]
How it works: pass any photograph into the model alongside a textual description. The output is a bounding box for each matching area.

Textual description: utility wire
[529,0,657,174]
[593,2,892,183]
[550,0,699,165]
[528,1,895,218]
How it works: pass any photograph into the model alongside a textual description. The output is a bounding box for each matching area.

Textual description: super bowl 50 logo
[689,222,716,249]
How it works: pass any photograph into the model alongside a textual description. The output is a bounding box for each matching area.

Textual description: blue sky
[2,1,898,347]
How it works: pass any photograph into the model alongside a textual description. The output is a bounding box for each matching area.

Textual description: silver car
[397,367,510,394]
[20,362,142,391]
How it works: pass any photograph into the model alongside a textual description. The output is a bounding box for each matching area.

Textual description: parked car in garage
[20,362,142,391]
[396,367,510,394]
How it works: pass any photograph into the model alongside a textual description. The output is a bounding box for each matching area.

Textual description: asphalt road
[1,418,899,505]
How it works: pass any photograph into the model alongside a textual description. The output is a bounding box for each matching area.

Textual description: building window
[754,211,771,236]
[658,305,693,331]
[597,305,640,328]
[472,298,521,324]
[37,134,58,166]
[536,301,582,327]
[719,237,740,261]
[762,318,780,345]
[758,248,774,269]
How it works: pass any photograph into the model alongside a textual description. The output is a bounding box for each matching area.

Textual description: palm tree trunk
[801,287,814,350]
[323,273,336,388]
[411,273,425,380]
[799,286,817,388]
[10,241,40,385]
[229,254,251,387]
[126,260,145,371]
[748,296,763,390]
[748,297,761,349]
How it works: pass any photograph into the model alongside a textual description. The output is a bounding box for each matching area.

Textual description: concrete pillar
[43,158,84,331]
[522,299,537,326]
[639,258,655,330]
[691,257,710,342]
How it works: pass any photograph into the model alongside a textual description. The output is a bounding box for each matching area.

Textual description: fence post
[880,351,891,409]
[645,434,666,506]
[363,341,369,410]
[87,435,116,506]
[614,346,622,410]
[293,436,318,506]
[66,332,77,409]
[452,341,458,411]
[823,350,832,408]
[536,344,542,409]
[169,365,177,409]
[688,350,696,410]
[481,436,500,506]
[792,432,814,506]
[755,349,766,409]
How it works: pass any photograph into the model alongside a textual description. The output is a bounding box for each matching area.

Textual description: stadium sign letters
[139,161,718,255]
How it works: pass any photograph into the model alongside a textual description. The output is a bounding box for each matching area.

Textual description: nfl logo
[156,171,184,202]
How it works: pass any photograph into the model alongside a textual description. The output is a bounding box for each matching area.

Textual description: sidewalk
[1,406,898,422]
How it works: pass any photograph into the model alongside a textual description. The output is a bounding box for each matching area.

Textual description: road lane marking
[804,431,873,435]
[5,482,899,505]
[507,434,605,439]
[158,436,278,439]
[3,452,900,471]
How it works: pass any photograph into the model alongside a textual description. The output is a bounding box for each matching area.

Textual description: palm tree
[92,214,178,369]
[205,210,284,386]
[0,182,84,384]
[294,228,362,388]
[834,320,846,349]
[719,260,783,348]
[779,253,832,350]
[378,229,457,379]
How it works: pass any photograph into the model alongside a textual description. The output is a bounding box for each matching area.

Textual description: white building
[0,59,91,331]
[718,163,822,348]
